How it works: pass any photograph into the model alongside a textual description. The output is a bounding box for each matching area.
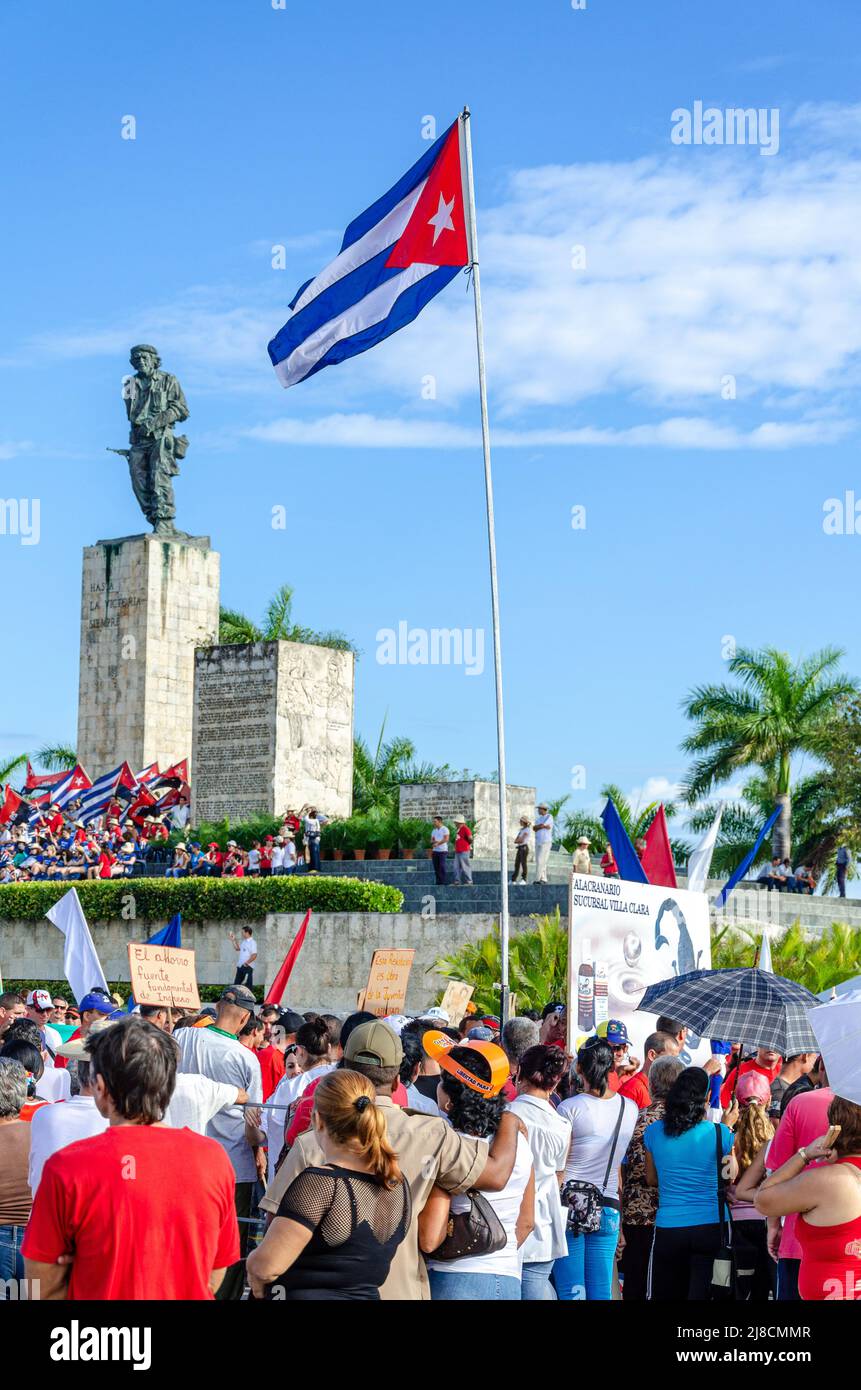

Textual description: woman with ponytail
[509,1044,571,1299]
[247,1069,410,1300]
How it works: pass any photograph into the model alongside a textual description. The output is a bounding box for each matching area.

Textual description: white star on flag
[427,192,456,245]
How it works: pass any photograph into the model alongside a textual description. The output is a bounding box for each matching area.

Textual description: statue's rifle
[106,447,131,460]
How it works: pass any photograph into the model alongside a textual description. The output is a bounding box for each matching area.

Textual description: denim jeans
[428,1269,521,1300]
[0,1225,26,1283]
[521,1259,557,1300]
[554,1206,620,1300]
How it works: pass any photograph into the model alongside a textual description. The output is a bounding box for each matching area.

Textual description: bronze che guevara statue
[108,345,189,536]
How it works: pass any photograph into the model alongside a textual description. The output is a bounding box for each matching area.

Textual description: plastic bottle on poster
[577,938,594,1032]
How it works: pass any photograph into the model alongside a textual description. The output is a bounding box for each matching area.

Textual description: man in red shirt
[619,1030,681,1109]
[720,1046,783,1111]
[453,815,474,886]
[23,1016,239,1300]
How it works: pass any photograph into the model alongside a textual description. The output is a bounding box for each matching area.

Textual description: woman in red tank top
[755,1095,861,1300]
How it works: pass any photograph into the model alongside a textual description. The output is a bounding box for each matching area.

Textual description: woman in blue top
[644,1066,738,1299]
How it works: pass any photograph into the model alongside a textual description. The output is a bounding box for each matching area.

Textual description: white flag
[758,929,774,974]
[45,887,109,1004]
[686,806,723,894]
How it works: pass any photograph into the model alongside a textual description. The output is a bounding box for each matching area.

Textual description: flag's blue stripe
[715,806,781,908]
[290,265,461,386]
[269,246,404,367]
[339,120,456,252]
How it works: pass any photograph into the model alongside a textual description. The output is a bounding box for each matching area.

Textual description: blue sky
[2,0,860,825]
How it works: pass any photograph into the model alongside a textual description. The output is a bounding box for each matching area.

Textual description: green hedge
[0,875,403,925]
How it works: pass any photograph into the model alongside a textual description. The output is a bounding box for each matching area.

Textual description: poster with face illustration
[566,875,712,1066]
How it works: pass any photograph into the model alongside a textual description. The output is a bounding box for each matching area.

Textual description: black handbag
[710,1121,737,1300]
[427,1189,508,1261]
[561,1095,626,1236]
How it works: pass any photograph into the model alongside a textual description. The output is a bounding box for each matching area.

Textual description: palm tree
[690,770,851,884]
[352,716,454,816]
[34,744,78,772]
[681,647,858,860]
[218,583,356,653]
[0,753,27,786]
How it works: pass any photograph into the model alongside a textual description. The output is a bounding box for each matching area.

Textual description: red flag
[641,805,677,888]
[265,910,312,1005]
[0,785,26,825]
[23,762,66,792]
[126,785,158,825]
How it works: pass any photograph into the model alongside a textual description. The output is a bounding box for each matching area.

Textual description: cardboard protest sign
[363,948,415,1018]
[127,942,201,1010]
[439,979,474,1023]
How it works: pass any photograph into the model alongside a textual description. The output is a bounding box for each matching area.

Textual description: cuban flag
[268,117,469,388]
[75,761,136,825]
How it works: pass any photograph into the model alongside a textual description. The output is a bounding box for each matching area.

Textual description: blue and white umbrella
[637,967,820,1055]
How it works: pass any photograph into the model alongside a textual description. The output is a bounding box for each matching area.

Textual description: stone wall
[191,641,354,824]
[0,911,531,1014]
[399,780,536,859]
[77,534,220,777]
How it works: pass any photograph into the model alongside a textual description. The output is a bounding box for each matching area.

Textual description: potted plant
[324,819,350,861]
[396,818,429,859]
[368,815,398,860]
[344,814,371,861]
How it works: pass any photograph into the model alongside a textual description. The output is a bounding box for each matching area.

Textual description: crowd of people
[1,980,859,1302]
[0,802,328,884]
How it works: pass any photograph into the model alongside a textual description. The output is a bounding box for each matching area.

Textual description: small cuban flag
[268,118,469,388]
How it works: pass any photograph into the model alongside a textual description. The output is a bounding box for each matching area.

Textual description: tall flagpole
[460,107,511,1025]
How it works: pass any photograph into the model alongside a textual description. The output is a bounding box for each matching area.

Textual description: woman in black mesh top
[247,1069,410,1300]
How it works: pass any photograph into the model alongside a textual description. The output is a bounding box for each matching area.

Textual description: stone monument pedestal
[191,640,354,824]
[399,780,537,859]
[77,534,220,778]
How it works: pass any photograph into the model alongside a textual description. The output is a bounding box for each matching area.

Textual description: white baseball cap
[26,989,53,1012]
[423,1005,450,1024]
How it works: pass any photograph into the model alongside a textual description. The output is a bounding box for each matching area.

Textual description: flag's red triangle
[386,123,469,269]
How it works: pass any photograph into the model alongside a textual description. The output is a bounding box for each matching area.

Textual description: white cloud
[244,412,850,450]
[23,104,861,443]
[0,441,32,460]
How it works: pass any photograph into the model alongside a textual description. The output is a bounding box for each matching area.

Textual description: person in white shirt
[261,1016,335,1186]
[282,836,297,875]
[229,926,258,987]
[430,816,450,886]
[509,1045,571,1300]
[139,1007,251,1134]
[555,1037,638,1300]
[399,1030,441,1116]
[419,1038,534,1299]
[25,990,63,1065]
[533,804,554,884]
[303,807,326,873]
[29,1031,111,1193]
[270,838,285,874]
[512,817,531,884]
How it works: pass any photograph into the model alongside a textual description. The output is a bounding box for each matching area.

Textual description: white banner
[567,875,712,1066]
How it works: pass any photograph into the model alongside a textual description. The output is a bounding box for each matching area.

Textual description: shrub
[0,875,403,925]
[396,818,431,851]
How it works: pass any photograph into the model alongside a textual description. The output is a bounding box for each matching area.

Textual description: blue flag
[600,799,649,884]
[714,807,781,908]
[147,913,182,948]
